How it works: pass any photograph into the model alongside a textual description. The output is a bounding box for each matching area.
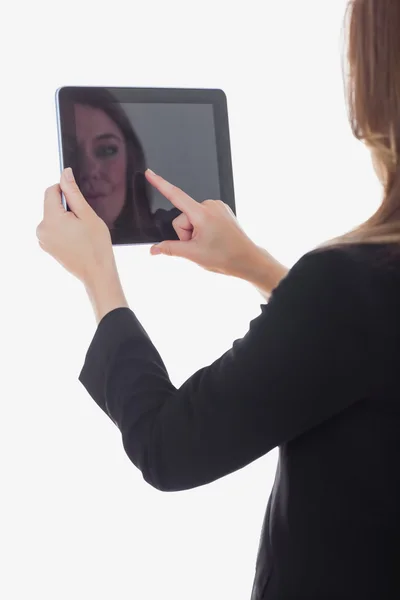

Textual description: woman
[37,1,400,598]
[63,87,180,244]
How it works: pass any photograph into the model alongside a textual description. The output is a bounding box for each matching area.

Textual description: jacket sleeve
[79,248,371,492]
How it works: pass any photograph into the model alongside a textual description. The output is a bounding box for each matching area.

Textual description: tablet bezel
[56,86,236,245]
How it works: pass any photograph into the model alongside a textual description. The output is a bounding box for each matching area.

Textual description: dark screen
[120,103,221,209]
[58,87,234,245]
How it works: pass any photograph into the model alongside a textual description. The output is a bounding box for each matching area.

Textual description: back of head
[321,0,400,250]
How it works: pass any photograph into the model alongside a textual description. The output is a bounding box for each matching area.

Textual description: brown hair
[320,0,400,250]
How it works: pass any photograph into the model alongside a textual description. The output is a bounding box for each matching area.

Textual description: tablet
[55,86,236,245]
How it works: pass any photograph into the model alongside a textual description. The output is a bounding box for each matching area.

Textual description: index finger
[145,169,202,217]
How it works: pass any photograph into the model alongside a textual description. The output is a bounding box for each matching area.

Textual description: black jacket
[79,243,400,599]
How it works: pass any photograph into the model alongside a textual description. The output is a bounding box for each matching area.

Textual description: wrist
[233,244,288,299]
[84,261,129,324]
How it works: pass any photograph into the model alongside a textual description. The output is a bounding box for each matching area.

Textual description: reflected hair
[69,87,153,233]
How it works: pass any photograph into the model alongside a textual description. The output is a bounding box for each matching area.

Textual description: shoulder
[294,244,359,272]
[281,245,364,290]
[295,242,400,274]
[269,245,371,318]
[284,242,400,295]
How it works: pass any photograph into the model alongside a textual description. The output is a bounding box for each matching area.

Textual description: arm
[237,245,289,301]
[84,259,129,325]
[79,249,370,492]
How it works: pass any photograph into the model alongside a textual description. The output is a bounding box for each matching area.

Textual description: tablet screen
[57,87,235,245]
[118,102,221,208]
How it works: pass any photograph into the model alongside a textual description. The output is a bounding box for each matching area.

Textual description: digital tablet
[55,86,236,245]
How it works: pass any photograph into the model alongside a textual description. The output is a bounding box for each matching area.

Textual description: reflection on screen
[70,95,220,244]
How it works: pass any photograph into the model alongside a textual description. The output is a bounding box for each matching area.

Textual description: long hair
[319,0,400,251]
[66,88,154,237]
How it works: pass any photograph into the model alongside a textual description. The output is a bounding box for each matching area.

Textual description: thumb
[150,240,195,259]
[60,168,93,219]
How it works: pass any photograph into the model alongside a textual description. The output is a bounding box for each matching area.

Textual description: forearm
[84,260,129,324]
[235,245,289,301]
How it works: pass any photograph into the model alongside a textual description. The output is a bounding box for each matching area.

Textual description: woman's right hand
[146,169,260,278]
[145,169,288,298]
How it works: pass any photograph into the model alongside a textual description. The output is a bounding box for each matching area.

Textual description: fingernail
[151,245,161,255]
[146,168,156,176]
[65,167,75,182]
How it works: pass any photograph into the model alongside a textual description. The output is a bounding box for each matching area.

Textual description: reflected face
[74,103,128,227]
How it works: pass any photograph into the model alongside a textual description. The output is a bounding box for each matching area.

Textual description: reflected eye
[95,144,119,159]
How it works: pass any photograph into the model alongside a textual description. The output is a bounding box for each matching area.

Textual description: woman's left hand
[36,168,116,285]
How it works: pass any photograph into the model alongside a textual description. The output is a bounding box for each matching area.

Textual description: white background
[1,1,382,598]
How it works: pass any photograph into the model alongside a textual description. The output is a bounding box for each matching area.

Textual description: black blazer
[79,243,400,599]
